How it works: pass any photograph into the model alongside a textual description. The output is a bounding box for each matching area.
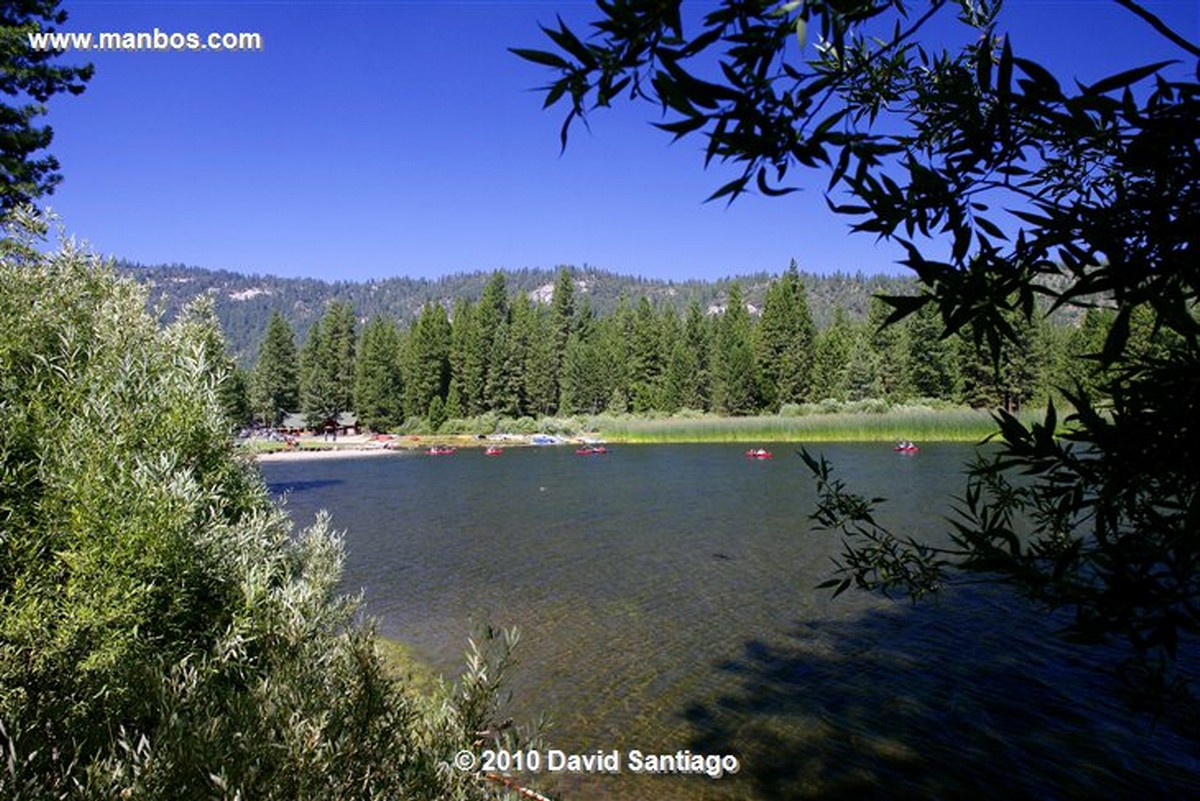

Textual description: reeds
[595,407,1043,443]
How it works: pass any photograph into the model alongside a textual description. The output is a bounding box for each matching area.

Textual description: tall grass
[596,407,1044,443]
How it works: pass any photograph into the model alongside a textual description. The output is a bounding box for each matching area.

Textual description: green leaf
[1085,60,1175,96]
[756,166,797,197]
[878,294,929,327]
[975,32,993,90]
[705,175,749,204]
[1101,306,1131,364]
[652,114,708,140]
[975,215,1007,241]
[1012,57,1063,99]
[541,17,597,70]
[509,48,571,70]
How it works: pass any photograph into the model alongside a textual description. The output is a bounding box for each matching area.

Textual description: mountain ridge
[116,260,916,365]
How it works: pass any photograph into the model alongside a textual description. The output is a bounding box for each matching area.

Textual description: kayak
[484,446,503,456]
[745,449,773,459]
[428,446,457,455]
[576,446,607,455]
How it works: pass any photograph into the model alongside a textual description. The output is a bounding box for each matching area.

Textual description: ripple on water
[264,444,1199,800]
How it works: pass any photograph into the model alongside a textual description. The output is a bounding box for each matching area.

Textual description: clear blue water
[263,443,1198,799]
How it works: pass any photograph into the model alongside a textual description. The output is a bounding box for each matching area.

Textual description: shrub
[535,416,581,435]
[0,212,520,800]
[777,403,805,418]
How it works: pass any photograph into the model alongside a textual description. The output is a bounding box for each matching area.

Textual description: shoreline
[253,446,402,462]
[243,408,1048,460]
[246,432,558,462]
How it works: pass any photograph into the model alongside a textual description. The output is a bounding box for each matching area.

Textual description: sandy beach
[246,433,544,462]
[253,446,403,462]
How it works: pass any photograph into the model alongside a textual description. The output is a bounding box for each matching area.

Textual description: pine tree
[756,261,815,409]
[250,311,298,426]
[477,271,510,410]
[485,321,523,417]
[867,296,910,401]
[354,316,404,432]
[712,284,761,415]
[844,327,883,402]
[444,382,464,420]
[427,394,447,432]
[403,302,451,421]
[522,302,558,417]
[629,297,665,412]
[298,302,357,427]
[1065,309,1114,400]
[559,301,606,414]
[602,296,634,411]
[449,298,485,416]
[507,293,540,417]
[680,301,712,411]
[811,307,854,402]
[548,266,576,413]
[657,307,685,413]
[906,302,957,400]
[298,319,331,427]
[322,301,358,416]
[223,365,252,428]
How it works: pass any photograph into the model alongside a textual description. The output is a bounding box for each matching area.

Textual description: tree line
[247,260,1139,432]
[121,259,915,367]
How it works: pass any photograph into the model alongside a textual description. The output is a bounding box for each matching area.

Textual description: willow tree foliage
[516,0,1200,704]
[0,211,522,800]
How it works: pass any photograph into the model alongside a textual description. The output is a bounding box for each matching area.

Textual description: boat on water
[894,441,919,453]
[576,445,608,456]
[745,448,773,459]
[484,446,503,456]
[427,446,457,455]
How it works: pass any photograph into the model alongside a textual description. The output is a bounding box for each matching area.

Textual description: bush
[398,415,429,435]
[0,213,521,800]
[501,416,539,435]
[844,398,891,415]
[777,403,806,418]
[535,416,582,435]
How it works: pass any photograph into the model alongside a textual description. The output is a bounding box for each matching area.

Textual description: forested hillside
[122,260,1128,433]
[117,260,913,364]
[239,264,1135,433]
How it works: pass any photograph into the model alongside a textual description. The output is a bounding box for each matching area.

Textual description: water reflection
[266,478,344,494]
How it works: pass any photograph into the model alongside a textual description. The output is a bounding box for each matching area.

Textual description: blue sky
[41,1,1198,282]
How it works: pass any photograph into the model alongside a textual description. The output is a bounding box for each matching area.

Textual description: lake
[262,443,1198,799]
